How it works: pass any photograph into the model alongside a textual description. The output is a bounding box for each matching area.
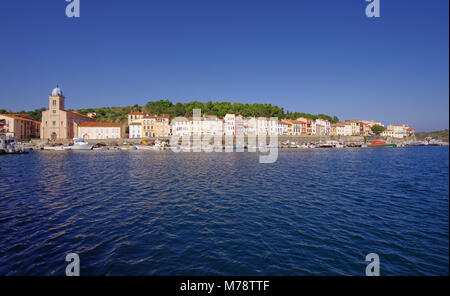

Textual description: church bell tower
[49,85,65,111]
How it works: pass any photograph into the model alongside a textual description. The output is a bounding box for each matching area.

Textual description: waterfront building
[290,120,303,135]
[203,115,223,136]
[224,114,236,135]
[384,124,413,138]
[280,120,293,135]
[360,122,371,136]
[154,115,170,137]
[41,86,96,140]
[315,119,330,136]
[78,122,125,139]
[344,120,361,136]
[280,119,303,136]
[244,117,257,136]
[343,123,353,136]
[330,124,337,136]
[141,115,169,138]
[190,116,203,136]
[295,118,308,135]
[381,129,395,138]
[142,115,156,137]
[128,111,151,126]
[315,122,324,136]
[235,115,245,136]
[0,114,41,140]
[311,120,317,135]
[271,121,289,135]
[256,117,270,136]
[331,123,352,136]
[297,117,313,135]
[171,117,191,137]
[129,122,143,139]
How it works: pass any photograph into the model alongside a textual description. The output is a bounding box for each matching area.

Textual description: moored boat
[367,141,396,148]
[64,138,93,150]
[43,144,65,151]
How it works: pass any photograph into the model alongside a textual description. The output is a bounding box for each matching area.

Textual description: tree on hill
[371,124,385,135]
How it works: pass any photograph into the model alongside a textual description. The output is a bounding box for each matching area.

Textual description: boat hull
[43,146,65,151]
[64,144,93,150]
[367,144,396,148]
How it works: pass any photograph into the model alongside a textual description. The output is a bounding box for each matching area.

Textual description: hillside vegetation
[415,129,449,142]
[2,100,340,124]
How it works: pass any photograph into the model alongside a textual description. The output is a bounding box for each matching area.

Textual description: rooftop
[79,122,124,127]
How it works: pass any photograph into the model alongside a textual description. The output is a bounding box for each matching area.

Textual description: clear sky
[0,0,448,131]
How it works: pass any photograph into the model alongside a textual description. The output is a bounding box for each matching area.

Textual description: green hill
[2,100,340,124]
[415,129,449,142]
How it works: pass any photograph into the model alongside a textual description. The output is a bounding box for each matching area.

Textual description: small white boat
[1,135,29,154]
[135,145,159,150]
[43,145,65,151]
[64,138,93,150]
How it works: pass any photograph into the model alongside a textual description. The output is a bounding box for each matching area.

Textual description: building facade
[78,122,125,139]
[0,114,41,140]
[129,123,143,139]
[41,86,96,140]
[171,117,191,137]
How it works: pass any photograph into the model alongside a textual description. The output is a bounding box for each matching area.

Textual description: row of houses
[126,112,415,139]
[1,86,415,141]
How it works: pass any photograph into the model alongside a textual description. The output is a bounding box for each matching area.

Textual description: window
[53,100,57,107]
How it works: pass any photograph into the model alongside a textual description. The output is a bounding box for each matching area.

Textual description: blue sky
[0,0,448,131]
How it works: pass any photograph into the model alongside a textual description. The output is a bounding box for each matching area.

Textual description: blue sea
[0,147,448,275]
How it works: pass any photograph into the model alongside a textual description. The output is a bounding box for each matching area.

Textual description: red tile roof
[0,114,41,124]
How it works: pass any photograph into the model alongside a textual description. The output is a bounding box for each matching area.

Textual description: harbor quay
[23,134,418,149]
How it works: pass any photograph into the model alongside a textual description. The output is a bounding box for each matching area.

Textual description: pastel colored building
[0,114,41,140]
[128,112,151,126]
[315,119,331,136]
[235,115,245,136]
[297,117,314,135]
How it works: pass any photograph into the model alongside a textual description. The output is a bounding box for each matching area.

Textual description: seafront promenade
[24,135,419,147]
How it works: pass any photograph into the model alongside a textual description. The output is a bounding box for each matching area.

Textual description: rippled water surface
[0,147,448,275]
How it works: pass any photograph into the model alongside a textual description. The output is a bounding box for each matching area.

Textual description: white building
[244,117,257,135]
[315,119,330,136]
[203,115,223,135]
[271,121,288,135]
[256,117,269,136]
[78,122,125,140]
[311,120,317,135]
[129,123,143,139]
[386,124,410,138]
[224,114,236,136]
[171,117,191,137]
